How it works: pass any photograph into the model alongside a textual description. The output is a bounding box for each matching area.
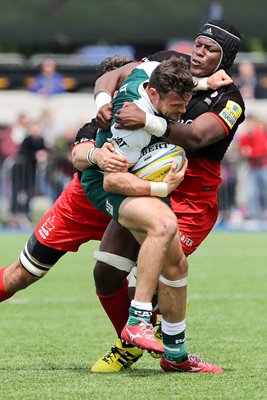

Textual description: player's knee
[19,244,53,279]
[93,261,129,294]
[93,251,135,295]
[178,255,188,275]
[152,215,178,242]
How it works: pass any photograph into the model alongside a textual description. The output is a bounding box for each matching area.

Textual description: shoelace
[188,354,211,367]
[103,346,120,363]
[138,320,156,340]
[103,345,138,365]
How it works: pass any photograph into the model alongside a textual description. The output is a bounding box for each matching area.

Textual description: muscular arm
[167,113,227,151]
[104,171,151,196]
[113,103,227,151]
[104,159,188,197]
[71,142,94,171]
[71,142,128,172]
[94,62,138,97]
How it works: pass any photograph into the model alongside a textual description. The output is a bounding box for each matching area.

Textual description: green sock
[127,306,151,326]
[163,330,187,363]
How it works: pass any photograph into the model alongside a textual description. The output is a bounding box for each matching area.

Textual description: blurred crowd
[0,108,78,228]
[219,115,267,226]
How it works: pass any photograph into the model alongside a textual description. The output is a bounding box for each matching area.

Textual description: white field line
[7,292,266,305]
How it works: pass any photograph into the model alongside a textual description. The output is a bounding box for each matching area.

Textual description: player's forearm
[71,143,94,171]
[144,113,226,151]
[104,172,151,196]
[94,62,137,98]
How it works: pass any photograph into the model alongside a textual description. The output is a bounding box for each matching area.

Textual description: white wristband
[145,113,167,137]
[87,147,97,166]
[193,77,208,91]
[95,91,112,112]
[150,182,168,197]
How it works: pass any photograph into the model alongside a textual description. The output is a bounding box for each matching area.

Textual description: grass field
[0,231,266,400]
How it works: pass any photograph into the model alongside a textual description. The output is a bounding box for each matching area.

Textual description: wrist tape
[194,77,208,91]
[95,91,112,112]
[150,182,168,197]
[145,113,167,137]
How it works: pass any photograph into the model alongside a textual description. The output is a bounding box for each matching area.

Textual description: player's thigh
[118,196,175,232]
[19,232,66,279]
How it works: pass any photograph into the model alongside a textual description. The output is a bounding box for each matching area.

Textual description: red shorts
[171,193,218,256]
[35,173,111,252]
[35,173,218,256]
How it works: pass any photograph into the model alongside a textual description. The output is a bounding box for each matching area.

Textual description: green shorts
[81,168,126,222]
[81,167,171,222]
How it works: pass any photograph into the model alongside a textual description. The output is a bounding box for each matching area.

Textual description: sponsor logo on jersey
[119,83,128,94]
[113,137,128,148]
[219,100,242,129]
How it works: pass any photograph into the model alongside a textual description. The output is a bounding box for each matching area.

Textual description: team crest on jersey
[219,100,242,129]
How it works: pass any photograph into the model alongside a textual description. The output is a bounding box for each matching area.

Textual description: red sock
[0,266,14,302]
[97,279,130,336]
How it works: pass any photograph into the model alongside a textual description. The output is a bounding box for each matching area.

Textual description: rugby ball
[131,141,185,182]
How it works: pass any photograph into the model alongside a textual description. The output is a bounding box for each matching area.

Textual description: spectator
[235,60,266,99]
[10,120,49,227]
[0,113,30,159]
[46,125,76,198]
[29,58,66,96]
[238,115,267,220]
[39,108,60,148]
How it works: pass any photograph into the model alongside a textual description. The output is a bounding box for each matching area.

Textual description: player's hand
[207,69,233,90]
[96,103,113,130]
[114,102,146,130]
[94,142,128,172]
[163,158,188,194]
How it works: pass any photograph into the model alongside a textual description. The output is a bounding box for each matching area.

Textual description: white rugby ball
[131,141,185,182]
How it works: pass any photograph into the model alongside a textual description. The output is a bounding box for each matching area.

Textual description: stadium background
[0,0,267,230]
[1,3,267,398]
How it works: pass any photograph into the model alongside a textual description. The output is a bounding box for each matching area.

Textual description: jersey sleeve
[70,119,98,152]
[209,85,245,135]
[135,61,159,75]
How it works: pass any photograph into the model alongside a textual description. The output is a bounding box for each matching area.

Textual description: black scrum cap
[197,20,241,70]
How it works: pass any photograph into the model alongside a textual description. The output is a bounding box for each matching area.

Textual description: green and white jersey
[96,61,160,165]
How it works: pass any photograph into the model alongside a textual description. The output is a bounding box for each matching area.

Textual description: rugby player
[82,56,195,354]
[89,19,245,373]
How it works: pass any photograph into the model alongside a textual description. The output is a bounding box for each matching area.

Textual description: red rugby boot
[160,354,224,373]
[121,319,164,354]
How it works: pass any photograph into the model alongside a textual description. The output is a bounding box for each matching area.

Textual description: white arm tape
[193,77,208,91]
[86,147,97,166]
[94,251,135,273]
[159,275,188,287]
[150,182,168,197]
[95,91,112,112]
[145,112,167,137]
